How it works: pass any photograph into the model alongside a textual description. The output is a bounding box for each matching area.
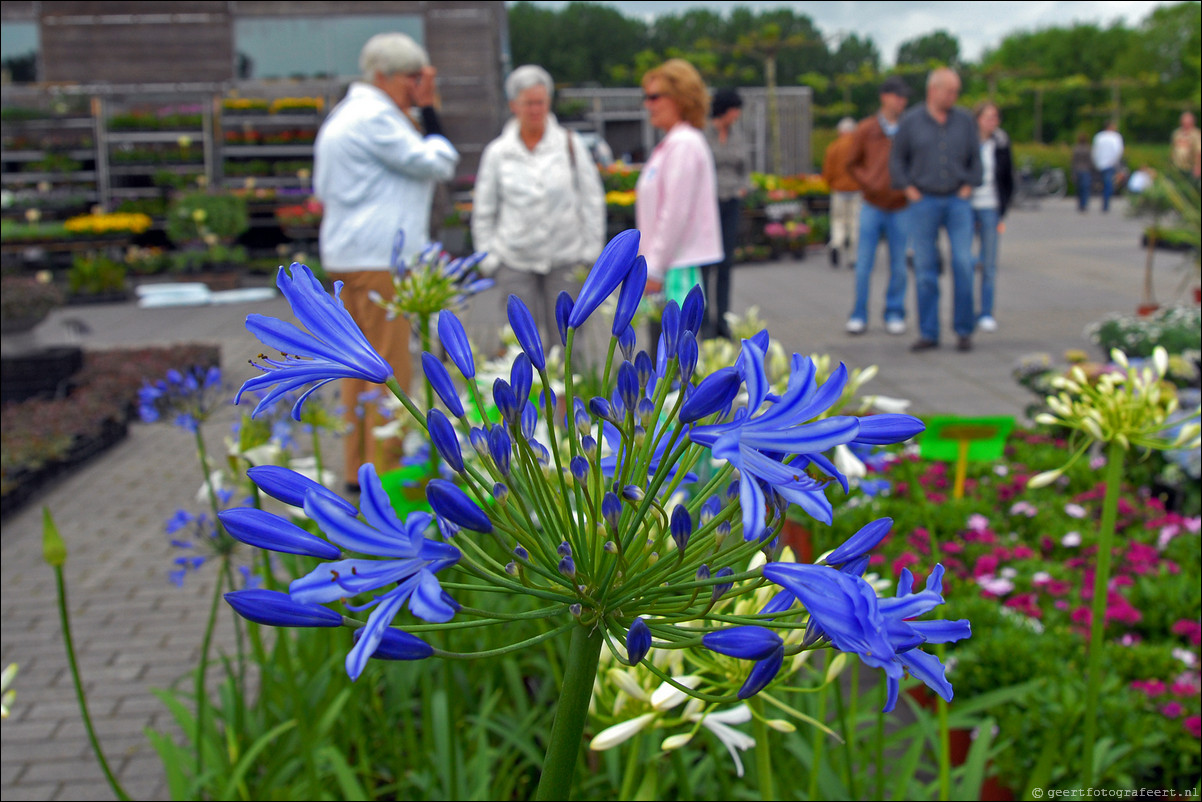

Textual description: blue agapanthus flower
[690,341,923,538]
[237,262,393,420]
[139,365,224,432]
[222,462,460,680]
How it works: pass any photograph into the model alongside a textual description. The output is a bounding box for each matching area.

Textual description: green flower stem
[1082,440,1125,787]
[832,664,858,799]
[618,732,644,800]
[192,565,225,785]
[384,376,427,433]
[417,314,438,475]
[937,691,951,800]
[750,696,777,801]
[52,564,132,801]
[435,621,576,660]
[808,662,828,800]
[535,623,605,801]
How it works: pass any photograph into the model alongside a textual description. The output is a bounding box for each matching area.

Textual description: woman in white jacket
[472,65,606,342]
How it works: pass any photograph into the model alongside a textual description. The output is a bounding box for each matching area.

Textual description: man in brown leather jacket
[843,76,911,336]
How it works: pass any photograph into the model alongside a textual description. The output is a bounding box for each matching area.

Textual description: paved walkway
[0,198,1184,799]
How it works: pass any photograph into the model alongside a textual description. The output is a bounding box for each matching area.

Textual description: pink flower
[1089,454,1107,470]
[973,554,999,578]
[1010,501,1038,517]
[1161,701,1184,718]
[1013,544,1035,560]
[1133,679,1167,696]
[967,513,991,531]
[1185,716,1201,738]
[941,541,964,554]
[1172,620,1202,646]
[1170,680,1199,696]
[1004,593,1042,618]
[891,552,919,578]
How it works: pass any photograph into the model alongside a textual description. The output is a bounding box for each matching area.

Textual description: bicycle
[1011,159,1067,209]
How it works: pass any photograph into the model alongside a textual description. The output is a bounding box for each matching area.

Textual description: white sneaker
[885,319,907,335]
[978,316,998,333]
[845,318,866,335]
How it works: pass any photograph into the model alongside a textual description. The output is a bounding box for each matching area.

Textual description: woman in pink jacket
[637,59,723,314]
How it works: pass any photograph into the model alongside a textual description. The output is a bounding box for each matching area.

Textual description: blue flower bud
[555,291,573,346]
[493,379,521,426]
[633,399,652,429]
[557,541,573,557]
[246,465,358,517]
[570,455,589,484]
[427,409,464,473]
[354,626,434,661]
[715,520,731,544]
[620,484,645,502]
[569,229,639,329]
[825,518,893,566]
[677,330,698,384]
[507,294,546,370]
[702,626,784,661]
[581,434,598,458]
[488,424,511,475]
[510,353,533,412]
[613,254,647,335]
[670,506,692,553]
[602,492,621,529]
[725,481,740,502]
[437,310,475,379]
[759,590,796,617]
[661,300,680,359]
[626,616,652,665]
[469,426,489,455]
[531,441,551,465]
[521,402,538,440]
[634,350,653,388]
[589,396,614,422]
[225,589,342,628]
[680,284,706,336]
[802,617,828,647]
[421,352,465,418]
[427,479,493,533]
[220,508,343,560]
[541,387,557,415]
[618,325,637,360]
[699,495,722,524]
[573,398,590,429]
[505,561,518,576]
[559,556,576,578]
[609,387,627,420]
[712,566,734,600]
[604,540,618,553]
[569,603,582,617]
[493,482,509,505]
[853,414,926,445]
[617,361,640,413]
[696,564,711,581]
[738,645,785,699]
[514,545,529,561]
[680,366,742,423]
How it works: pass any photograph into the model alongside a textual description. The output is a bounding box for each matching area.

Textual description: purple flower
[238,263,392,420]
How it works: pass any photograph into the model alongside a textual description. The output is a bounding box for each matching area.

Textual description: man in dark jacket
[890,67,982,352]
[844,76,912,336]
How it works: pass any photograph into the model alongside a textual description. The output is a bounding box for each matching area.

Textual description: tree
[508,1,648,86]
[830,34,880,76]
[896,31,960,68]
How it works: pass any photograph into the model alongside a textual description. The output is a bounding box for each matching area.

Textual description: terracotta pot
[1192,286,1200,304]
[777,519,813,562]
[1136,302,1160,317]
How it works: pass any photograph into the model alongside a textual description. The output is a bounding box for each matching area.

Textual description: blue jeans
[910,194,975,341]
[1075,170,1092,210]
[850,202,908,324]
[1099,167,1116,211]
[972,206,999,319]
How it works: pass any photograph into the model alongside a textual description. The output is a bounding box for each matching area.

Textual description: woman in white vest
[472,65,606,343]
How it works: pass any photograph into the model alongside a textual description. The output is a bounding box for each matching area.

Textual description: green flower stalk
[1028,345,1201,787]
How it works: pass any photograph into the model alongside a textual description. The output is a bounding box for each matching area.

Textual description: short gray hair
[360,33,428,81]
[836,116,857,134]
[505,65,554,102]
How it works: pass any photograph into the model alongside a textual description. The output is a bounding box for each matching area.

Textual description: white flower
[1173,648,1198,668]
[682,701,756,777]
[832,444,867,479]
[977,575,1015,595]
[1062,531,1082,547]
[868,395,912,414]
[1064,503,1087,519]
[967,513,991,532]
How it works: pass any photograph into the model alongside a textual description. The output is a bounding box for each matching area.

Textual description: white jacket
[314,82,459,270]
[472,115,606,274]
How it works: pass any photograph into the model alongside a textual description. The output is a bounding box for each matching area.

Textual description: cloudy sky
[518,1,1176,64]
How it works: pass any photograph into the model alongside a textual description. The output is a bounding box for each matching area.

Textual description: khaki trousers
[329,269,413,487]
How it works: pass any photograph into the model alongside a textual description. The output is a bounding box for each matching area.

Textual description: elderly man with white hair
[472,64,606,343]
[314,32,460,490]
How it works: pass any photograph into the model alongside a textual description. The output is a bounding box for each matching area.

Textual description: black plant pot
[1,345,84,403]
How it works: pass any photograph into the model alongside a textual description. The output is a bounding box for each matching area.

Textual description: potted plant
[1,274,63,335]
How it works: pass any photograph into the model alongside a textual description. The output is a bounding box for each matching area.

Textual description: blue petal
[507,295,546,370]
[225,589,342,628]
[738,645,785,699]
[825,518,893,566]
[219,508,341,560]
[612,255,647,336]
[438,311,475,379]
[356,626,434,661]
[702,626,783,660]
[426,480,493,533]
[569,229,639,328]
[247,465,357,516]
[853,414,925,445]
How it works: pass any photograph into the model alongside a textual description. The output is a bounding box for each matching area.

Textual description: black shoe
[830,249,839,268]
[957,335,972,352]
[910,338,939,352]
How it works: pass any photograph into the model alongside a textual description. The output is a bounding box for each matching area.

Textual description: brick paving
[0,198,1175,799]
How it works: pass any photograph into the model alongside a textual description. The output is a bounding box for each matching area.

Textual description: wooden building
[0,1,510,176]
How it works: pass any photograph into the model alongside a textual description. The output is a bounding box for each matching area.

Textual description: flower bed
[1,344,220,516]
[815,427,1201,792]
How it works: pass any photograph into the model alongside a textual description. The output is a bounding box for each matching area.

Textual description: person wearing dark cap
[843,75,912,336]
[702,88,750,339]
